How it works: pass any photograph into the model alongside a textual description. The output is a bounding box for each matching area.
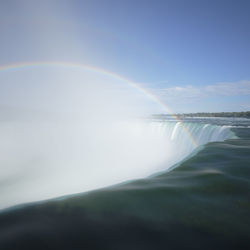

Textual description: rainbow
[0,61,198,147]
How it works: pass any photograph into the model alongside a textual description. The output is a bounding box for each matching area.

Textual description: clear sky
[0,0,250,113]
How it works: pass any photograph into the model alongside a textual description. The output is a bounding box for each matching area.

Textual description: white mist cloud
[0,65,169,210]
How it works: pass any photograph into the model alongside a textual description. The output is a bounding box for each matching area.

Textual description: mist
[0,65,176,209]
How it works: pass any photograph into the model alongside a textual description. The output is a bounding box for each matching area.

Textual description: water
[0,117,250,249]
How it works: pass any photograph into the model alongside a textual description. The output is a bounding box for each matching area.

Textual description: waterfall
[145,121,234,173]
[0,119,234,210]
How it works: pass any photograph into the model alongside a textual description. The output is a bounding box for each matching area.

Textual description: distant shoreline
[153,111,250,119]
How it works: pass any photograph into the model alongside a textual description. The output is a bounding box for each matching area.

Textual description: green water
[0,119,250,249]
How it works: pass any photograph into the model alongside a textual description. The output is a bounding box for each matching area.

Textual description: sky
[0,0,250,113]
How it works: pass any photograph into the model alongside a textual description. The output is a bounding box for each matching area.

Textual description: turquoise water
[0,118,250,249]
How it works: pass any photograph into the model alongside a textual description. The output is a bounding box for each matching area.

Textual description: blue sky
[0,0,250,113]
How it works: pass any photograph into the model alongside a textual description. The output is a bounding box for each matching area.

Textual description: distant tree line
[176,111,250,118]
[153,111,250,119]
